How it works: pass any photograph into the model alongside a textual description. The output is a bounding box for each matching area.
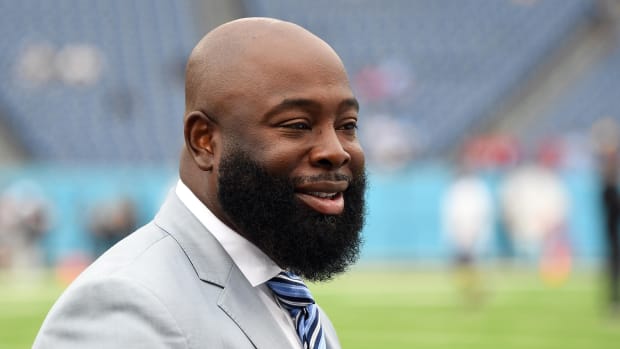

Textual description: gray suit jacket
[33,192,342,348]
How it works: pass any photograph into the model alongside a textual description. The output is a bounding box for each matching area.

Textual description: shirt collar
[175,179,281,287]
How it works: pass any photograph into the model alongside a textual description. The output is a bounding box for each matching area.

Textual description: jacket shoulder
[33,272,189,348]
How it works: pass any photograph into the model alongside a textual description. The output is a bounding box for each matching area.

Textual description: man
[601,148,620,312]
[33,17,366,349]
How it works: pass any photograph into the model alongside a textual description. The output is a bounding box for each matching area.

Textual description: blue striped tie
[267,271,326,349]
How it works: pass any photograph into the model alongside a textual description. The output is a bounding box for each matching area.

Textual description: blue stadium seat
[0,0,199,163]
[245,0,596,156]
[0,0,598,163]
[530,36,620,142]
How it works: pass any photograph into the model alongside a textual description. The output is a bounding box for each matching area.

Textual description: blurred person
[500,163,571,284]
[34,17,366,349]
[442,164,493,305]
[361,113,417,171]
[592,118,620,313]
[88,196,137,257]
[0,180,51,270]
[601,149,620,312]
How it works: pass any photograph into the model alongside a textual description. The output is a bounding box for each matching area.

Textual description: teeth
[309,192,337,199]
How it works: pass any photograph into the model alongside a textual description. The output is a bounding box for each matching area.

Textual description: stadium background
[1,0,620,348]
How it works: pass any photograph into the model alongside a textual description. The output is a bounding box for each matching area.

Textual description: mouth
[295,182,347,215]
[306,191,339,199]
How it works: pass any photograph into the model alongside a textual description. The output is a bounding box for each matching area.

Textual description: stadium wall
[0,164,605,267]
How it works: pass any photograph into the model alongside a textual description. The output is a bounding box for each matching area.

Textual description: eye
[341,122,358,130]
[281,121,311,130]
[338,120,358,132]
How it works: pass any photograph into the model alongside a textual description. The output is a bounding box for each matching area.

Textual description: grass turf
[1,267,619,348]
[311,266,620,349]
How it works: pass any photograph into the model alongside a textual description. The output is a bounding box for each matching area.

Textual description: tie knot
[267,271,315,309]
[267,271,326,349]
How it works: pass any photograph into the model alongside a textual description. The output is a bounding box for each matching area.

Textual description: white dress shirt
[175,180,302,348]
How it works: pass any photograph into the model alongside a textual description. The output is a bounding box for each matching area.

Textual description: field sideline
[1,267,619,348]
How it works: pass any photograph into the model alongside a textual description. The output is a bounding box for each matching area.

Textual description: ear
[184,110,218,171]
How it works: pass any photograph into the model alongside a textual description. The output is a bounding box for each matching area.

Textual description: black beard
[217,150,366,282]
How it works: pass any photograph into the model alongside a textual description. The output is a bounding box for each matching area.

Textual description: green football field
[1,267,619,349]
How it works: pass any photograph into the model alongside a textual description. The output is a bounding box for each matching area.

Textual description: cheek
[232,133,307,176]
[348,143,366,173]
[255,147,306,175]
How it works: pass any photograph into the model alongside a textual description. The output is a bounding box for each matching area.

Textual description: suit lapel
[155,191,232,286]
[154,190,291,349]
[218,267,292,349]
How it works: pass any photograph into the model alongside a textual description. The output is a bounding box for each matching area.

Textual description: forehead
[249,30,349,85]
[260,62,351,98]
[258,38,352,99]
[244,67,355,123]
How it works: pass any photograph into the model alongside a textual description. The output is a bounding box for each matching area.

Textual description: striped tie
[267,271,326,349]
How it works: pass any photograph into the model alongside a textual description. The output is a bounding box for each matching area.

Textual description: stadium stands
[0,0,601,164]
[244,0,597,158]
[2,0,618,264]
[0,0,199,163]
[531,32,620,143]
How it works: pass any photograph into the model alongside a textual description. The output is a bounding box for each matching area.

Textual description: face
[210,43,366,280]
[215,51,365,201]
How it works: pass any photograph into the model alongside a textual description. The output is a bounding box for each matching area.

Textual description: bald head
[184,17,348,116]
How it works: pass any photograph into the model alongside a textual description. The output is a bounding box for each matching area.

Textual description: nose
[309,128,351,169]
